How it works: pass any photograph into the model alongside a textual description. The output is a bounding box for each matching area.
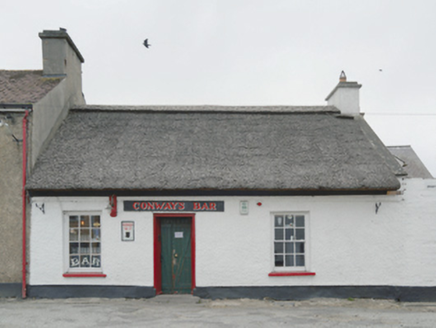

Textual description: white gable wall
[29,178,436,288]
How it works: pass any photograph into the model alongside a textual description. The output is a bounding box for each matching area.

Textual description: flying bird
[143,39,151,48]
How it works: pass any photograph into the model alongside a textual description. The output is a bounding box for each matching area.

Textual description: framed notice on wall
[121,221,135,241]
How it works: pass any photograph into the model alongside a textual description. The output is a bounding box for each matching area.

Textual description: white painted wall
[29,178,436,288]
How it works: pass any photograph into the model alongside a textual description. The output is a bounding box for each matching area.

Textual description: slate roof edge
[71,105,341,114]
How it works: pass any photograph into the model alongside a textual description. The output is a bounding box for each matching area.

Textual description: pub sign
[124,201,224,212]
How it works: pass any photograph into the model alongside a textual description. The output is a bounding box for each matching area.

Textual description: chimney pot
[339,70,347,82]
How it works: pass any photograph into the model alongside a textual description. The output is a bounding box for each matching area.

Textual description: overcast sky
[2,0,436,176]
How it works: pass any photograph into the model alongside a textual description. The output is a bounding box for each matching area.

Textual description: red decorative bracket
[109,194,117,217]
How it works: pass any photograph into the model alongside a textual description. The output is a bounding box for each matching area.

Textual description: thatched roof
[0,70,62,104]
[27,106,403,195]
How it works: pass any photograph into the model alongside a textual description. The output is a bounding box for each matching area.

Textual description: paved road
[1,295,436,327]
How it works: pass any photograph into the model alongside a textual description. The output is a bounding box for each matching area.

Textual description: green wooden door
[161,218,192,294]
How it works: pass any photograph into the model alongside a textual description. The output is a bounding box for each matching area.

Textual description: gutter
[22,110,30,298]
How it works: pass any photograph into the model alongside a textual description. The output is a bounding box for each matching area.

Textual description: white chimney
[325,71,362,116]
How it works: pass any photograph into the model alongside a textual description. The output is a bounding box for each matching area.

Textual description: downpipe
[22,110,29,299]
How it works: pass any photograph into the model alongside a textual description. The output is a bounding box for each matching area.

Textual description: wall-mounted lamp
[109,195,117,217]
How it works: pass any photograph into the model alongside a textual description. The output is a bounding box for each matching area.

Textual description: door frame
[153,213,196,294]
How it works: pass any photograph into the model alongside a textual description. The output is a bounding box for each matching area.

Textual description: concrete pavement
[1,295,436,327]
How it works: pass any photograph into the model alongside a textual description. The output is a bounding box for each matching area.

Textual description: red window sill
[268,272,316,277]
[63,273,107,278]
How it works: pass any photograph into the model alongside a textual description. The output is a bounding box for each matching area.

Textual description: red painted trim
[153,215,162,294]
[191,216,196,292]
[153,213,196,295]
[22,110,29,299]
[268,272,316,277]
[63,273,107,278]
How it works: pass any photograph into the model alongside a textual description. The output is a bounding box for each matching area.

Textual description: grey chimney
[325,71,362,116]
[39,28,84,77]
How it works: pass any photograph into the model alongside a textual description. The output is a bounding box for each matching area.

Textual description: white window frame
[63,211,103,273]
[271,212,310,272]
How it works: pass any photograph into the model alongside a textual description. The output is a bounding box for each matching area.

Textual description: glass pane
[285,242,294,253]
[69,216,79,228]
[91,242,101,254]
[69,243,79,254]
[296,255,305,266]
[285,255,294,267]
[80,216,90,228]
[81,229,90,241]
[69,229,79,241]
[296,229,305,240]
[92,216,101,228]
[91,255,101,268]
[80,255,91,267]
[295,242,305,253]
[274,216,284,227]
[92,229,101,241]
[80,243,90,254]
[275,255,284,267]
[274,242,283,254]
[285,229,294,240]
[285,215,294,227]
[274,228,284,240]
[70,255,80,268]
[296,215,305,227]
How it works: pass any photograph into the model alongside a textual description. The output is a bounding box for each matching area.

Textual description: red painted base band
[63,273,107,278]
[268,272,316,277]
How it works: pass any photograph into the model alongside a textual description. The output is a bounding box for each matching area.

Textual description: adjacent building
[0,29,85,297]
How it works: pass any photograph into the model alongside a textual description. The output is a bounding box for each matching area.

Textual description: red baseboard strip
[63,273,107,278]
[268,272,316,277]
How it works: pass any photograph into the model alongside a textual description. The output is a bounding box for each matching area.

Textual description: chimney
[325,71,362,116]
[38,28,84,77]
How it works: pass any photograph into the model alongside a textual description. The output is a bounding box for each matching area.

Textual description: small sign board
[121,221,135,241]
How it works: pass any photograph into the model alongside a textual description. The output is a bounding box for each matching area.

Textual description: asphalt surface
[1,295,436,327]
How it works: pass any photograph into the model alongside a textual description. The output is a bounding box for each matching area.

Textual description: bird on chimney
[143,39,151,48]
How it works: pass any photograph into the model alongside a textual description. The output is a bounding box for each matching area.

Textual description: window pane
[80,243,90,254]
[69,229,79,241]
[274,242,284,254]
[296,215,305,227]
[91,242,101,254]
[69,216,79,228]
[80,216,90,227]
[296,255,305,266]
[275,255,284,267]
[81,229,90,241]
[285,255,294,267]
[69,243,79,254]
[80,255,91,267]
[91,215,101,227]
[285,242,294,253]
[285,215,294,227]
[274,216,284,227]
[274,228,284,240]
[295,242,305,253]
[91,255,101,268]
[285,229,294,240]
[296,229,305,240]
[91,229,100,241]
[70,255,80,268]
